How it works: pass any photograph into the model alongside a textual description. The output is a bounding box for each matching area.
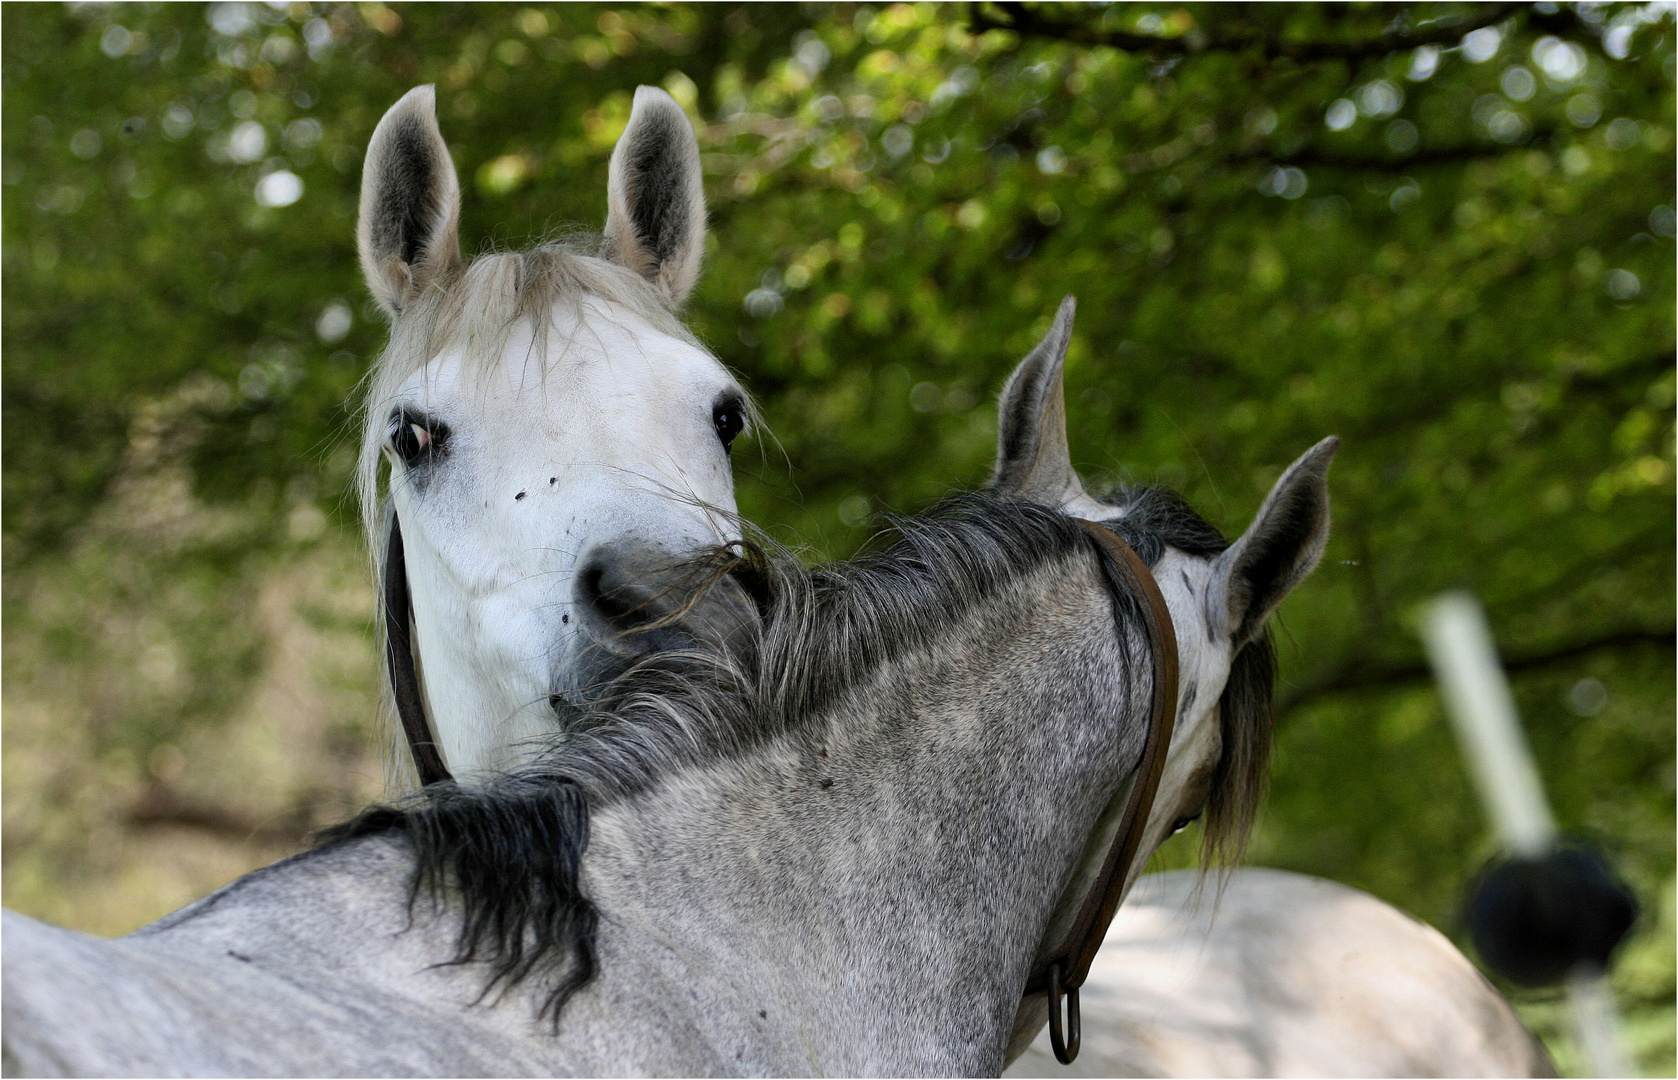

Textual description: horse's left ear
[357,85,462,318]
[1212,437,1338,646]
[604,86,706,307]
[991,296,1087,506]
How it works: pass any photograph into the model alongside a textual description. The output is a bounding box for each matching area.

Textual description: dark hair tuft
[316,776,597,1024]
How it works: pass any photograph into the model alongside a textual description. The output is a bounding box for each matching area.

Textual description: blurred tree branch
[128,785,314,847]
[1252,131,1561,170]
[1564,349,1678,395]
[1278,628,1677,717]
[1526,4,1617,55]
[970,2,1529,61]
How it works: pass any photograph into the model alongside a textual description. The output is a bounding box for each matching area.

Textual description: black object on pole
[1465,843,1638,987]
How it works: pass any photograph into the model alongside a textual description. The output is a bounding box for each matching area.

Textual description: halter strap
[384,516,453,787]
[1022,518,1179,1065]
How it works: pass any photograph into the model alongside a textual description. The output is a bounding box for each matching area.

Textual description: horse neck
[583,555,1151,1075]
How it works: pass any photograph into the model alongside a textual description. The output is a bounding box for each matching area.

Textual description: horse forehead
[541,296,725,390]
[1153,549,1214,644]
[404,297,727,405]
[1152,548,1228,711]
[1151,551,1226,810]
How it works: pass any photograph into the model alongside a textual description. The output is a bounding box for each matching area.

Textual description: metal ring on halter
[1047,961,1081,1065]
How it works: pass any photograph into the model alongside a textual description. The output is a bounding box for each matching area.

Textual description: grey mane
[321,489,1274,1022]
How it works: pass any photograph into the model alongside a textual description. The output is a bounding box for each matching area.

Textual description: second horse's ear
[1210,437,1338,647]
[604,86,707,307]
[991,297,1088,506]
[357,85,462,318]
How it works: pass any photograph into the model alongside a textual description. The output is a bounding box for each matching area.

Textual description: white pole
[1567,967,1636,1079]
[1420,592,1555,857]
[1420,591,1634,1079]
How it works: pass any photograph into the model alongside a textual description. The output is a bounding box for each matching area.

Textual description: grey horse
[2,303,1338,1076]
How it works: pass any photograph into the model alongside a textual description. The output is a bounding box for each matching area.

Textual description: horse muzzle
[569,540,760,691]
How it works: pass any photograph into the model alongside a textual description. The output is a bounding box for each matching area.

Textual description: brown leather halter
[385,517,453,787]
[384,514,1179,1066]
[1021,519,1179,1065]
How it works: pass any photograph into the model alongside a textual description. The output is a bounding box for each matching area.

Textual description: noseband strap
[1025,518,1179,1065]
[385,516,453,787]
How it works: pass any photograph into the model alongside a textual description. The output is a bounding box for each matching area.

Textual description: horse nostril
[575,553,664,633]
[727,558,772,618]
[572,542,760,672]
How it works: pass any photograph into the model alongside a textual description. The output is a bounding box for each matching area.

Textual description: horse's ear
[604,86,706,307]
[357,85,462,318]
[1212,437,1338,646]
[991,297,1086,505]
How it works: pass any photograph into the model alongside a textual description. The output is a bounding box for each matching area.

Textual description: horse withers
[356,84,755,783]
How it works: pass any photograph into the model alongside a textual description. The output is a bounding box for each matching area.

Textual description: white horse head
[355,85,754,782]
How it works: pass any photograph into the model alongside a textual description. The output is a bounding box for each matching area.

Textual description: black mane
[319,775,596,1022]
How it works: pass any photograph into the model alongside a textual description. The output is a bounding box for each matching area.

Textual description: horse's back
[3,908,209,1077]
[1005,868,1553,1078]
[2,906,380,1077]
[0,843,565,1077]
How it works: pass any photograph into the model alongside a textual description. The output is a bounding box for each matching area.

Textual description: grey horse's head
[990,296,1337,872]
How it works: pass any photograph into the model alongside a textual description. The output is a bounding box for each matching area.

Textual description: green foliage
[3,3,1672,1072]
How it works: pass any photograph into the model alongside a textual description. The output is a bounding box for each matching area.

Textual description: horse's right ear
[358,85,462,319]
[1211,437,1338,646]
[604,86,706,307]
[991,297,1087,506]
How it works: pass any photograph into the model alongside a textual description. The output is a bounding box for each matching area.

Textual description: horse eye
[1170,811,1202,835]
[389,414,446,467]
[712,399,745,453]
